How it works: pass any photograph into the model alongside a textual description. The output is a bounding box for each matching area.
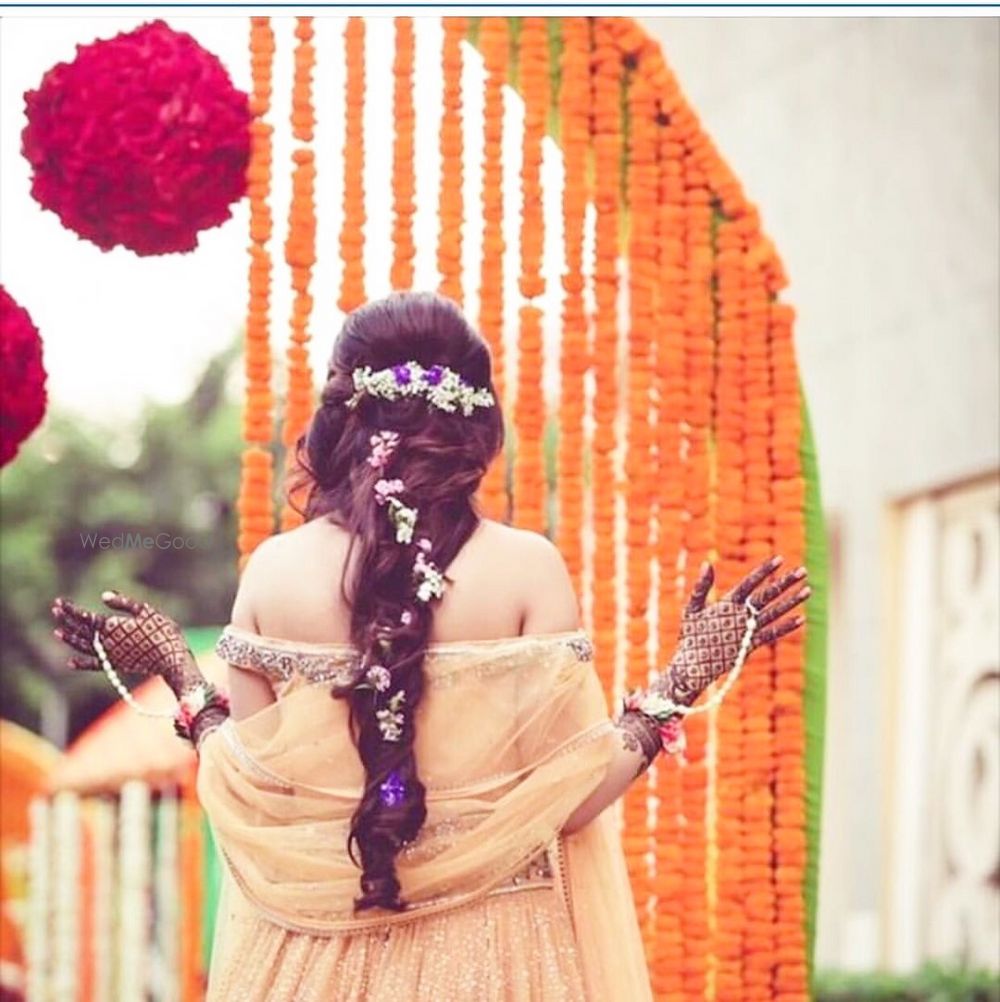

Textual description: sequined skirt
[205,850,589,1002]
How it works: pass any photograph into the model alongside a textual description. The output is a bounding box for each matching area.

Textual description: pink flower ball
[0,287,48,467]
[21,19,252,255]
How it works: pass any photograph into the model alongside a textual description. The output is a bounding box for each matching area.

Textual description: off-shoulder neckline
[220,623,590,657]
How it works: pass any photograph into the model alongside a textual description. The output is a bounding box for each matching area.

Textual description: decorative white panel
[886,473,999,971]
[925,477,999,969]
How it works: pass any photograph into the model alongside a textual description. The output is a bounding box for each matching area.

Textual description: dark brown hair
[287,291,504,912]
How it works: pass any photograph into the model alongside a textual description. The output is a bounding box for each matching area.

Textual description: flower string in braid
[357,428,448,798]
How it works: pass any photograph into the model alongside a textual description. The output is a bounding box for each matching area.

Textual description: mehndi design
[615,555,810,771]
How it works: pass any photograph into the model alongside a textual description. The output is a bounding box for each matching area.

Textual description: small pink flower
[367,430,400,469]
[417,537,432,553]
[374,478,405,505]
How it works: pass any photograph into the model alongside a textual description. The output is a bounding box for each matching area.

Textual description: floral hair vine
[346,360,495,416]
[357,430,448,764]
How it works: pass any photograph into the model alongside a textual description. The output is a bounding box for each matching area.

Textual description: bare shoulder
[229,519,349,630]
[476,520,580,633]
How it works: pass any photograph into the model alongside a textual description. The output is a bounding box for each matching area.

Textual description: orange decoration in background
[437,17,466,305]
[511,17,549,535]
[623,47,659,958]
[235,16,814,999]
[475,17,509,523]
[338,17,366,314]
[651,78,688,1002]
[237,17,278,570]
[589,17,621,701]
[178,792,203,1002]
[555,16,590,595]
[391,17,416,291]
[279,16,317,532]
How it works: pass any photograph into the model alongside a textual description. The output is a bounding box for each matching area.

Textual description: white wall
[639,15,1000,969]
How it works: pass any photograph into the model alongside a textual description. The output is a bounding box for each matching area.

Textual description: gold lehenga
[197,626,654,1001]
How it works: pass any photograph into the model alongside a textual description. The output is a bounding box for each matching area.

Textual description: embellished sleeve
[213,625,360,690]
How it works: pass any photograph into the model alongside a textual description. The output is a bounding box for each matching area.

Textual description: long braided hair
[288,291,504,912]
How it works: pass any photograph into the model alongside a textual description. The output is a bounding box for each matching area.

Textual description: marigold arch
[238,16,828,1001]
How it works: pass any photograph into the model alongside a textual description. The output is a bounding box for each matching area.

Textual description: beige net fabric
[197,627,654,1001]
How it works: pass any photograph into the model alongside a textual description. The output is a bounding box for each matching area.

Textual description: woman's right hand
[51,590,204,700]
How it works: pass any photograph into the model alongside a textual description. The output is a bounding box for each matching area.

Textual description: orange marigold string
[770,298,809,1002]
[555,16,590,596]
[676,89,715,1002]
[589,17,621,700]
[338,17,366,313]
[651,70,688,1002]
[712,211,752,1001]
[238,17,277,571]
[623,53,659,957]
[280,17,317,532]
[390,17,416,291]
[739,204,780,1002]
[475,17,508,523]
[511,16,548,534]
[437,17,466,305]
[178,790,203,1002]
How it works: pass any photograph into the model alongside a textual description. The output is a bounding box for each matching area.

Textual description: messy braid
[288,292,504,912]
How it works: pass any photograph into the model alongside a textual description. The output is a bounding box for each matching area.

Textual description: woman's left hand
[657,556,811,707]
[51,590,201,698]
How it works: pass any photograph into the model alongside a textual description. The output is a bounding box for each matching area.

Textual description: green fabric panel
[201,811,223,970]
[800,387,829,989]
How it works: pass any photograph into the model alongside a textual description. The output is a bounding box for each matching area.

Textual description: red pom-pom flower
[21,19,252,256]
[0,287,48,467]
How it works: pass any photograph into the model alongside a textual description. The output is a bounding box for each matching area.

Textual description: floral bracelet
[173,682,230,744]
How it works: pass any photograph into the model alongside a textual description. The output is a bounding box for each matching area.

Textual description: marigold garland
[475,17,509,523]
[437,18,466,305]
[240,18,813,1001]
[555,17,589,594]
[621,42,660,960]
[280,17,317,532]
[511,17,549,534]
[651,74,689,1002]
[391,17,416,291]
[589,18,621,700]
[178,792,203,1002]
[740,206,780,1001]
[770,299,809,1002]
[237,17,277,571]
[338,17,366,313]
[712,211,752,1001]
[676,83,716,1002]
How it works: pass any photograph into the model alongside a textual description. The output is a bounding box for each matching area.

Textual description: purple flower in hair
[379,770,406,807]
[392,363,412,386]
[425,364,444,386]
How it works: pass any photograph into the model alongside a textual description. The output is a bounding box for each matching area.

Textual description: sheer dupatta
[197,628,654,1001]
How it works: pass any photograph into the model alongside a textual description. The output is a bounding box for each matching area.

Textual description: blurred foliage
[815,964,1000,1002]
[0,341,244,745]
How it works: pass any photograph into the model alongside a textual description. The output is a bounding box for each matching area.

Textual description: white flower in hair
[390,501,417,544]
[347,360,495,416]
[366,664,391,692]
[376,690,407,742]
[413,547,446,603]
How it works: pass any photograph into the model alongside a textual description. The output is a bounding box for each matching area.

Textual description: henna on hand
[51,590,205,700]
[613,709,663,778]
[191,706,230,752]
[651,555,811,707]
